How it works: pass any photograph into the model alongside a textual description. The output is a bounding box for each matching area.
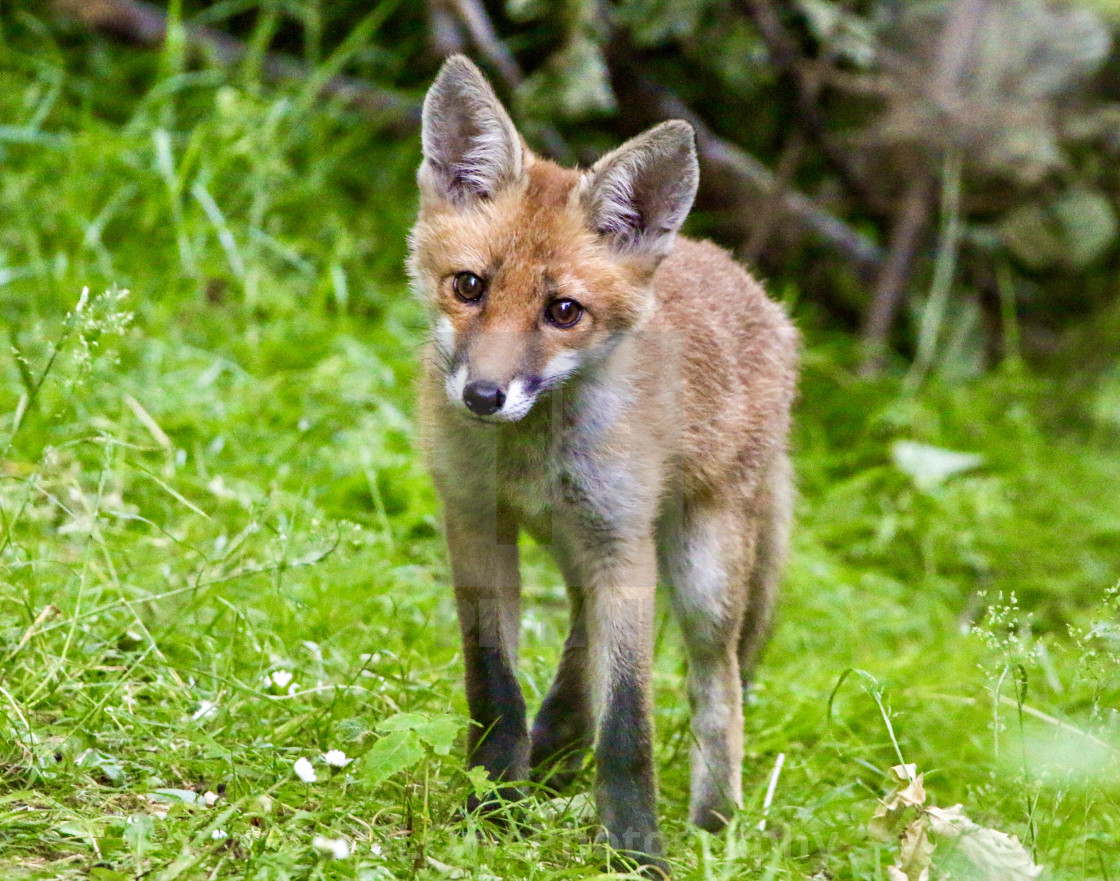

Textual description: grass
[2,10,1119,880]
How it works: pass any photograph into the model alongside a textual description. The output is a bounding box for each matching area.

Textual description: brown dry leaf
[957,827,1044,881]
[927,804,1044,881]
[870,768,1044,881]
[895,817,935,881]
[870,765,928,841]
[926,804,974,838]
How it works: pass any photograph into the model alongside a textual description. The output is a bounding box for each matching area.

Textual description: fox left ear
[419,54,523,206]
[583,120,699,257]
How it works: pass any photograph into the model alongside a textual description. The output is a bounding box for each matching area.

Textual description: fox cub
[408,55,798,873]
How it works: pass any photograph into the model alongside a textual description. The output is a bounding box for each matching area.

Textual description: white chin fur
[443,370,538,423]
[497,378,535,422]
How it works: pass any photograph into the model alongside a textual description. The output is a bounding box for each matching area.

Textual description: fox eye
[545,297,583,329]
[452,272,486,303]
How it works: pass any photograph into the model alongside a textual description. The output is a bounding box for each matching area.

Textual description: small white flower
[202,790,220,806]
[294,757,317,783]
[192,700,218,721]
[287,681,299,696]
[211,829,228,840]
[266,670,294,690]
[321,749,352,768]
[312,835,351,859]
[370,842,383,857]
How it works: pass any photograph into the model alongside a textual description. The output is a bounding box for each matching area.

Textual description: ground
[1,17,1119,881]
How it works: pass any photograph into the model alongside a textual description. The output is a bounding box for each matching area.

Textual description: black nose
[463,381,506,416]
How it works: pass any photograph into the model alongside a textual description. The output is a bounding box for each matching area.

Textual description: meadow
[1,10,1119,880]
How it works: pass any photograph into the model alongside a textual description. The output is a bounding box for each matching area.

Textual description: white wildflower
[202,790,220,806]
[312,835,351,859]
[265,670,294,690]
[321,749,352,768]
[371,842,383,857]
[211,829,228,840]
[191,700,218,721]
[294,757,317,783]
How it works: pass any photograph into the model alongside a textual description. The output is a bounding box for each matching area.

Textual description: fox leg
[446,508,529,808]
[581,536,666,874]
[529,571,593,792]
[739,452,793,687]
[664,500,755,834]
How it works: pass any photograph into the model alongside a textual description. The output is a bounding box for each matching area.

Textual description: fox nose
[463,381,505,416]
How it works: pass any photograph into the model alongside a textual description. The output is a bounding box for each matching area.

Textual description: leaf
[888,765,927,806]
[795,0,878,67]
[517,33,615,120]
[148,788,203,805]
[896,817,935,881]
[465,765,494,797]
[870,768,927,841]
[376,712,463,756]
[124,814,154,857]
[956,826,1044,881]
[414,715,463,756]
[891,441,983,490]
[926,803,975,838]
[361,729,424,788]
[375,712,430,732]
[75,748,125,785]
[1053,187,1118,268]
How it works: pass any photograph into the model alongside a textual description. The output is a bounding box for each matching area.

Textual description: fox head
[407,55,699,422]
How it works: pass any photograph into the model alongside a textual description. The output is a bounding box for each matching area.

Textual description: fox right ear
[583,120,699,258]
[419,55,523,205]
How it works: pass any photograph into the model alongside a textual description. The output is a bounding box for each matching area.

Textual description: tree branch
[858,173,936,374]
[738,0,877,208]
[610,68,883,275]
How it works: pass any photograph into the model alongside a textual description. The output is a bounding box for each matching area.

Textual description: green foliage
[1,8,1119,881]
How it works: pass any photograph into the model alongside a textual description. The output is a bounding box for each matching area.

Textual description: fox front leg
[583,536,668,876]
[446,511,529,809]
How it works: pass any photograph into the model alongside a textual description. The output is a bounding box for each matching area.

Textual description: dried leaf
[956,827,1044,881]
[870,767,927,839]
[889,763,920,785]
[896,818,936,881]
[870,800,910,841]
[927,803,975,838]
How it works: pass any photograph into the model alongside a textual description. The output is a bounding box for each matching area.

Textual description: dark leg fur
[530,603,593,792]
[596,666,667,876]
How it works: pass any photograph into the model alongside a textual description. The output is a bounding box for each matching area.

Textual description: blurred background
[40,0,1120,377]
[1,2,1119,878]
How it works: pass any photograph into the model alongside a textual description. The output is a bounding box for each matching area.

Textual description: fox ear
[583,120,699,257]
[419,55,523,205]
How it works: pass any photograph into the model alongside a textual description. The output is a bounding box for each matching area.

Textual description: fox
[407,55,799,874]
